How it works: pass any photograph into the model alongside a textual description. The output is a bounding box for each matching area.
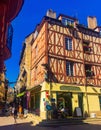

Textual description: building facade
[16,35,32,110]
[0,72,5,102]
[19,10,101,119]
[0,0,24,106]
[0,0,24,72]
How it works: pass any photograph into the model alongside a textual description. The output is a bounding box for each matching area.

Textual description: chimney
[87,16,97,29]
[46,9,56,19]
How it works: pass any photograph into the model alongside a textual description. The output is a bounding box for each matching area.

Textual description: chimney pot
[87,16,97,29]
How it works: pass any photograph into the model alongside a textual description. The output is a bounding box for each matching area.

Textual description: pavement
[1,117,101,130]
[0,116,29,126]
[1,114,101,127]
[25,113,101,127]
[37,117,101,127]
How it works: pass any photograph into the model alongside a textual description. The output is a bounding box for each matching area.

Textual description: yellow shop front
[39,82,101,119]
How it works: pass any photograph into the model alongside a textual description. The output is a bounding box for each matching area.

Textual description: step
[38,118,101,127]
[38,118,85,127]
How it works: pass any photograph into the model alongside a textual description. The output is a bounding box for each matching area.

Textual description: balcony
[4,24,13,60]
[7,24,13,53]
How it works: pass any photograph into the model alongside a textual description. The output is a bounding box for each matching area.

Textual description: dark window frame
[65,37,72,51]
[66,61,74,76]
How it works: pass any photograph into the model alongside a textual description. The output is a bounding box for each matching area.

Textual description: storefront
[30,85,41,115]
[28,81,101,120]
[39,81,101,119]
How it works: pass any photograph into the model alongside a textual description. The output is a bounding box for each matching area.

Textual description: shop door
[30,95,35,110]
[57,92,72,116]
[65,93,72,116]
[78,93,83,116]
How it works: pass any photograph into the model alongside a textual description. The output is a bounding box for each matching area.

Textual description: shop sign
[60,86,81,91]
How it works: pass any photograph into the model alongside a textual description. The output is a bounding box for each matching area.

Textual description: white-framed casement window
[65,37,72,50]
[66,61,73,76]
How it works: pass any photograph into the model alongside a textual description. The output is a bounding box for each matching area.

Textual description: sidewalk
[25,113,101,127]
[38,117,101,127]
[0,114,101,127]
[0,116,29,126]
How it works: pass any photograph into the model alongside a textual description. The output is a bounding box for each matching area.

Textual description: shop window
[66,61,73,76]
[57,92,73,116]
[65,37,72,50]
[99,95,101,110]
[35,93,40,115]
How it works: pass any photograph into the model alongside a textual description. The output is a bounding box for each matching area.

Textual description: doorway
[57,92,72,116]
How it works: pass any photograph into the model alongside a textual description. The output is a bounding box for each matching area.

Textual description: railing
[6,24,13,53]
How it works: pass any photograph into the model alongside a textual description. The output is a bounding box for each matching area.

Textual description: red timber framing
[0,0,24,72]
[31,15,101,87]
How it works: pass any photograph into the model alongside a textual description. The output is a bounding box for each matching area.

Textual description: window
[35,45,38,57]
[83,41,92,53]
[62,18,68,26]
[62,17,74,26]
[66,61,73,76]
[85,64,94,77]
[35,66,37,79]
[65,37,72,50]
[99,31,101,37]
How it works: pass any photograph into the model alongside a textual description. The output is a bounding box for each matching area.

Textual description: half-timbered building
[29,10,101,119]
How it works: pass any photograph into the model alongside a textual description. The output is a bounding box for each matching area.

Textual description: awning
[17,92,25,97]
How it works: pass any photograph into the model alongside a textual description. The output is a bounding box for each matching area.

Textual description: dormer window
[99,31,101,36]
[62,17,74,27]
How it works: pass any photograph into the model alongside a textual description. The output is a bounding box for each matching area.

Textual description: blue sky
[5,0,101,86]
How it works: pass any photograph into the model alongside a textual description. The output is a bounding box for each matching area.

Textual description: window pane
[70,62,73,76]
[62,17,74,26]
[66,62,70,75]
[66,61,73,76]
[65,37,72,50]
